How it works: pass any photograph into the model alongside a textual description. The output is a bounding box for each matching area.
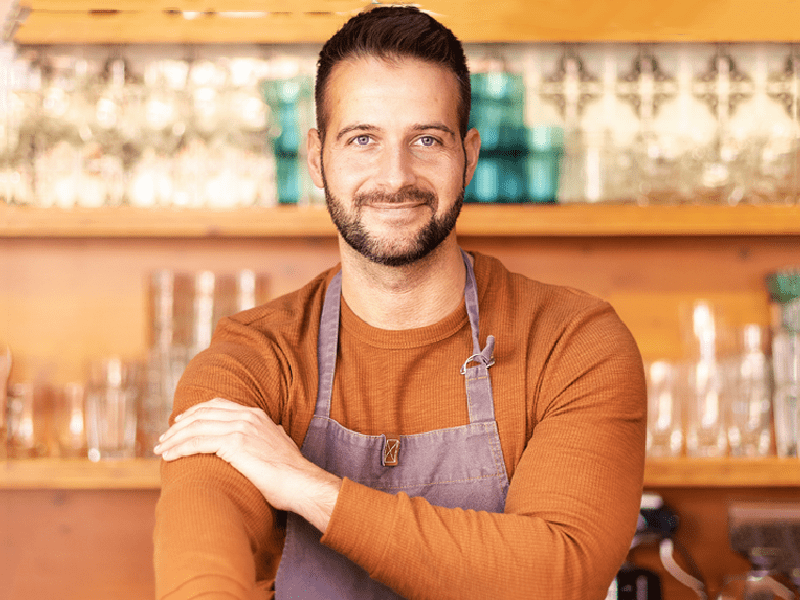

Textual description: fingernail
[159,433,165,442]
[174,413,183,421]
[153,444,161,453]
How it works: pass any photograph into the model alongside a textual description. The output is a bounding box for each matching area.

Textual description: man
[154,6,646,600]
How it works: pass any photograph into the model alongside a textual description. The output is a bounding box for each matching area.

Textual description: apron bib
[275,250,508,599]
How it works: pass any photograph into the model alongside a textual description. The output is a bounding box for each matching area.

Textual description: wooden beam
[14,0,800,43]
[14,10,348,43]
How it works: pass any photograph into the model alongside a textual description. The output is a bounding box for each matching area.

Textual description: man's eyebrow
[335,123,457,141]
[412,123,456,137]
[336,124,380,141]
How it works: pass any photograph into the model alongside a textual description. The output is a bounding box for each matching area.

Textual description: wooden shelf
[2,457,800,489]
[645,457,800,488]
[0,203,336,238]
[1,458,161,489]
[13,0,800,44]
[2,203,799,239]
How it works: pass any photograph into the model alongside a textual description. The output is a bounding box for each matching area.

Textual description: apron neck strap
[314,249,495,423]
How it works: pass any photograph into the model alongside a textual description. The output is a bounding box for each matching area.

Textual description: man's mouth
[355,188,436,209]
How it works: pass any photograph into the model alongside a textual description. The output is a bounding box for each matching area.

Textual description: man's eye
[417,136,437,147]
[353,135,371,146]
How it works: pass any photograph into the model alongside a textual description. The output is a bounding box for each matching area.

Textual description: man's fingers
[162,400,257,442]
[175,398,249,422]
[158,434,223,461]
[156,416,249,455]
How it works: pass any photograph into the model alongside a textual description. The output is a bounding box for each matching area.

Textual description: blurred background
[2,2,800,600]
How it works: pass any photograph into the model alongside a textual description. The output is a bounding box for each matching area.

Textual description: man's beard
[322,173,464,268]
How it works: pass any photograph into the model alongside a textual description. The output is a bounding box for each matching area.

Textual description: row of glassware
[3,45,800,207]
[2,268,271,461]
[647,272,800,458]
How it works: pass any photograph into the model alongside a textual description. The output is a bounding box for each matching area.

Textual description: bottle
[766,269,800,458]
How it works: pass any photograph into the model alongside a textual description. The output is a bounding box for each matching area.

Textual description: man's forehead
[326,55,459,103]
[329,53,451,78]
[318,53,463,139]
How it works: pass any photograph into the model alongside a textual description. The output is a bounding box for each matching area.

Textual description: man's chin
[346,238,432,267]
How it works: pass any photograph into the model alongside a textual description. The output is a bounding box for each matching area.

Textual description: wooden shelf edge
[0,204,337,238]
[644,457,800,488]
[0,458,161,490]
[456,203,800,237]
[2,203,800,239]
[2,457,799,489]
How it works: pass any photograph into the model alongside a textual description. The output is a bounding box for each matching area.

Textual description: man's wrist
[293,466,343,534]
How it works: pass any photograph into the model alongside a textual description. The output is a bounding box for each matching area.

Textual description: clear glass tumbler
[85,357,142,461]
[684,358,727,457]
[727,325,773,457]
[681,300,729,458]
[646,360,683,457]
[54,382,87,458]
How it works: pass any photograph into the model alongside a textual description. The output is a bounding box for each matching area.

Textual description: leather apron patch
[382,436,400,467]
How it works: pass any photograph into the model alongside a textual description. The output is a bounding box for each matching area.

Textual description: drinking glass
[646,360,683,457]
[727,325,773,457]
[681,300,729,457]
[6,381,53,458]
[53,382,87,458]
[684,358,727,457]
[85,358,142,461]
[6,382,37,458]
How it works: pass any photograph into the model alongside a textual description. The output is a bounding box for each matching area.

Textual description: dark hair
[315,5,471,143]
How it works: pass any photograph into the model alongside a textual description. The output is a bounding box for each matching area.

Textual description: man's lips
[354,188,436,209]
[363,201,427,209]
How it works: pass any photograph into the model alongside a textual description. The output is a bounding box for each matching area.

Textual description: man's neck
[339,237,468,330]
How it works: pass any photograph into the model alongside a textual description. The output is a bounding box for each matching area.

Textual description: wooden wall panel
[1,489,160,600]
[1,485,798,599]
[0,236,340,384]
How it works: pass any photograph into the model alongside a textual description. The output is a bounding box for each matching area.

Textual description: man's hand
[154,398,342,533]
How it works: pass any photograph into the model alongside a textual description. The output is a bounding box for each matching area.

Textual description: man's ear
[307,128,324,189]
[463,127,481,187]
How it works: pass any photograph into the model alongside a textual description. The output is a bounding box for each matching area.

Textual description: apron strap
[459,249,497,424]
[314,250,496,423]
[314,270,343,418]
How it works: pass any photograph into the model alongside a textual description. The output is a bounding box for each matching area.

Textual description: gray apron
[275,250,509,599]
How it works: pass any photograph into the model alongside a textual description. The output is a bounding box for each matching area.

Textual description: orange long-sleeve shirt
[154,251,646,600]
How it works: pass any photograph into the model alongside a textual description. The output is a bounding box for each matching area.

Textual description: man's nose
[378,145,417,191]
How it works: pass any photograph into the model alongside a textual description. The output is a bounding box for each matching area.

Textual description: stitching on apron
[365,472,508,491]
[484,422,509,481]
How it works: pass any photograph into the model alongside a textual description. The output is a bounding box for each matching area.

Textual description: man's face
[308,56,480,267]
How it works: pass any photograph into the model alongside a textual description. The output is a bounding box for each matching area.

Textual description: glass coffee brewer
[719,502,800,600]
